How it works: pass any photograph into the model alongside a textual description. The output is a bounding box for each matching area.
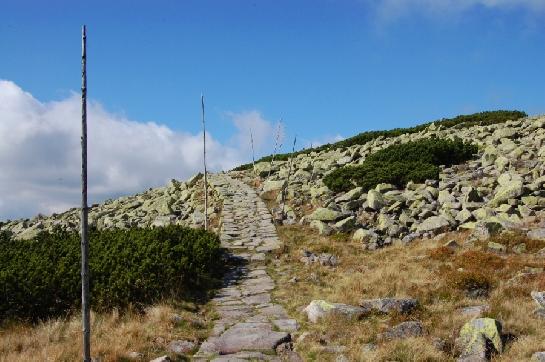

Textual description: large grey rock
[309,220,332,235]
[308,208,343,222]
[352,228,379,243]
[254,162,275,177]
[359,298,418,314]
[438,190,456,204]
[455,209,474,223]
[481,146,498,167]
[456,318,502,362]
[488,241,506,253]
[378,321,424,341]
[334,216,356,232]
[318,253,338,267]
[263,179,286,191]
[416,216,450,234]
[367,190,385,210]
[303,300,368,323]
[533,352,545,362]
[491,178,524,206]
[335,187,363,202]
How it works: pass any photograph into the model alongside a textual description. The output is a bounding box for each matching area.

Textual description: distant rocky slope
[235,114,545,248]
[0,174,219,240]
[3,112,545,246]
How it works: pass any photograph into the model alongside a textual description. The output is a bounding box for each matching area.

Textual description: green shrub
[233,110,525,171]
[365,137,477,165]
[0,225,223,322]
[323,138,477,192]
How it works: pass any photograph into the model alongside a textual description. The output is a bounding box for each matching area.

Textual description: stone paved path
[194,174,298,361]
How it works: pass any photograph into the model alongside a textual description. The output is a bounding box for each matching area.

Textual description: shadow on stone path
[194,174,299,361]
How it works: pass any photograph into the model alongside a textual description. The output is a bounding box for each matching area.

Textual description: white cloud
[0,80,272,220]
[225,110,288,161]
[301,134,345,150]
[367,0,545,23]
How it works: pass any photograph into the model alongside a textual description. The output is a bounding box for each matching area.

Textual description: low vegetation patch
[0,302,212,362]
[233,110,525,171]
[0,225,223,322]
[323,138,477,192]
[270,226,545,361]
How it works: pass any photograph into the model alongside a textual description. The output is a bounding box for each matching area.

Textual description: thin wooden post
[201,94,208,230]
[281,135,297,217]
[309,142,316,182]
[267,120,283,178]
[80,24,91,362]
[250,128,256,176]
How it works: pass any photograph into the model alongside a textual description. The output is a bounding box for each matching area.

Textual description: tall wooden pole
[80,25,91,362]
[201,94,208,230]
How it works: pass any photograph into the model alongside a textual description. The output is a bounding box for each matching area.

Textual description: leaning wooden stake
[80,25,91,362]
[201,94,208,230]
[267,120,283,178]
[250,128,256,176]
[281,135,297,217]
[309,142,316,181]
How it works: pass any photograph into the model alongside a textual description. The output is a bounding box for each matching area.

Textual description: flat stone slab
[242,293,271,305]
[202,323,290,354]
[272,319,299,332]
[257,304,289,319]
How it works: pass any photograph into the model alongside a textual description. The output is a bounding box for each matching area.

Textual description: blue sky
[2,0,544,143]
[1,0,545,219]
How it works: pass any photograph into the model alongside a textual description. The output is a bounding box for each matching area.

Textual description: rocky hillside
[0,174,219,240]
[3,112,545,247]
[236,114,545,248]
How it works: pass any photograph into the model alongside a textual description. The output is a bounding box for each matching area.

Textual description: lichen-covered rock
[456,318,503,362]
[490,179,524,206]
[303,300,368,323]
[488,241,506,253]
[335,187,363,202]
[416,216,450,235]
[367,190,385,210]
[359,298,418,314]
[263,180,286,193]
[378,321,424,341]
[310,220,332,235]
[334,216,356,232]
[308,208,343,222]
[352,228,379,243]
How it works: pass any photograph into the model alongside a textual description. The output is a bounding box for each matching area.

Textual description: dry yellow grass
[270,225,545,361]
[0,302,212,362]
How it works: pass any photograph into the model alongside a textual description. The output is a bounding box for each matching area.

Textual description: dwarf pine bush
[0,225,223,322]
[323,138,477,192]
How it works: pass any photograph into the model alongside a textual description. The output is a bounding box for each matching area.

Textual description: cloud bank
[367,0,545,23]
[0,80,273,220]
